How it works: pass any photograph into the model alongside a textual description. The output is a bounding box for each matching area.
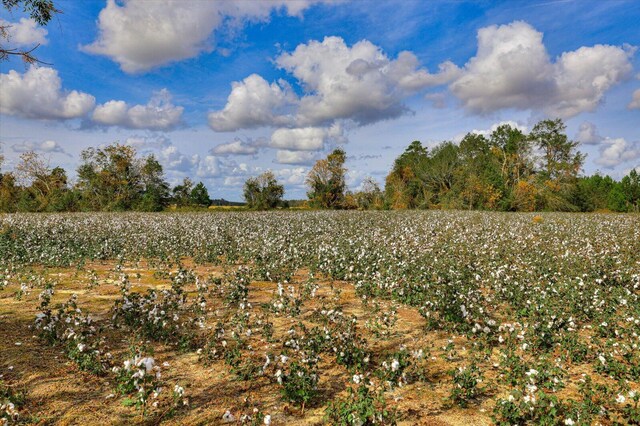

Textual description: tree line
[1,119,639,213]
[306,119,639,212]
[0,144,211,212]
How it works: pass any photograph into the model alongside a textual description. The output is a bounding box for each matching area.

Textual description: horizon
[1,0,639,201]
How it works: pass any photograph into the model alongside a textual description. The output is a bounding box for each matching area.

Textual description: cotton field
[0,211,639,425]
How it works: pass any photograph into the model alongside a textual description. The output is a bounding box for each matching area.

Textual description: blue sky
[1,0,639,200]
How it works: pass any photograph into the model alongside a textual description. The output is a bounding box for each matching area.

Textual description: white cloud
[274,167,308,185]
[82,0,335,73]
[196,155,222,178]
[595,137,640,168]
[449,21,634,118]
[11,140,66,154]
[0,17,48,46]
[208,74,296,131]
[553,44,635,118]
[575,122,602,145]
[158,145,198,172]
[223,176,246,187]
[209,36,455,134]
[124,135,171,150]
[195,155,255,179]
[92,89,183,130]
[629,89,640,110]
[270,127,327,151]
[211,138,263,156]
[277,36,457,126]
[0,67,95,120]
[275,150,318,165]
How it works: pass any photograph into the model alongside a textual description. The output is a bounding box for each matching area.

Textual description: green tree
[455,133,503,210]
[172,177,193,207]
[306,148,347,209]
[190,182,211,207]
[529,119,585,211]
[76,143,143,211]
[243,171,284,210]
[136,155,170,211]
[620,168,640,212]
[384,141,430,209]
[488,124,532,191]
[353,177,384,210]
[530,119,584,182]
[12,151,73,211]
[0,154,19,212]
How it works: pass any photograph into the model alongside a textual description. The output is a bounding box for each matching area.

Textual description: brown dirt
[1,259,494,425]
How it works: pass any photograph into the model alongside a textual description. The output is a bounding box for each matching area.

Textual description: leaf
[122,398,136,407]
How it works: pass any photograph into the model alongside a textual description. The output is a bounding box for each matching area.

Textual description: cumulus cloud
[197,156,257,180]
[92,89,183,130]
[449,21,634,118]
[629,89,640,110]
[0,67,95,120]
[209,36,455,134]
[208,74,297,131]
[595,137,640,168]
[274,167,308,185]
[196,155,223,178]
[275,150,318,165]
[0,17,48,46]
[121,135,260,184]
[270,127,327,151]
[271,122,348,152]
[82,0,335,73]
[11,140,66,155]
[277,36,457,126]
[211,138,265,156]
[575,122,602,145]
[124,134,171,150]
[157,145,198,172]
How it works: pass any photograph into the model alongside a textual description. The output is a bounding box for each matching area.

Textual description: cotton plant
[113,350,186,415]
[1,381,24,426]
[325,373,396,425]
[34,291,111,375]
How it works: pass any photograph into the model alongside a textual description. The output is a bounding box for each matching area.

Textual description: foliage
[1,119,638,212]
[189,182,211,207]
[325,380,397,425]
[448,362,485,407]
[75,143,173,211]
[243,171,284,209]
[1,380,26,424]
[307,148,347,209]
[382,118,616,212]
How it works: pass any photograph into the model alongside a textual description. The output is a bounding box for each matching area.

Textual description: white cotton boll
[140,357,155,372]
[222,410,235,422]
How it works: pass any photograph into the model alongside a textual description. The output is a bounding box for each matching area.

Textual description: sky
[1,0,639,201]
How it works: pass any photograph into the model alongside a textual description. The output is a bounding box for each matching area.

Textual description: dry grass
[0,259,501,425]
